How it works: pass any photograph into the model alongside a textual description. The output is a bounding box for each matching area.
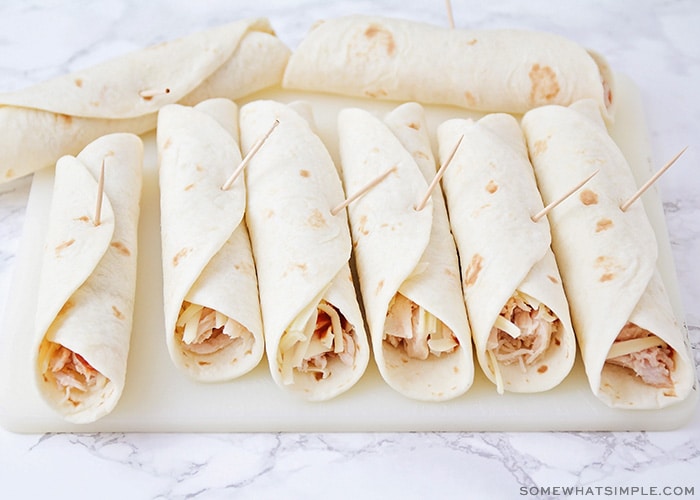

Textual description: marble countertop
[1,0,698,498]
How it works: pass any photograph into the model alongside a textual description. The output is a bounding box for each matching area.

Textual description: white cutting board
[0,75,697,433]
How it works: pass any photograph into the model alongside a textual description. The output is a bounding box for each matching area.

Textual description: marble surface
[1,0,698,498]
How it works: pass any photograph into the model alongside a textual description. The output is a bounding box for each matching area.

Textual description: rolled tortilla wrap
[521,99,695,408]
[157,98,264,382]
[0,18,290,184]
[283,15,613,119]
[33,133,143,423]
[240,100,369,401]
[438,113,576,394]
[338,103,474,401]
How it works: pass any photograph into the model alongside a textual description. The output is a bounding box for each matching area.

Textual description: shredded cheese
[487,349,505,395]
[177,302,203,327]
[606,335,667,359]
[494,315,521,339]
[318,302,344,353]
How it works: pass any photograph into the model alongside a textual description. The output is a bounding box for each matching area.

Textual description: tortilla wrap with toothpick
[338,103,474,401]
[283,15,613,119]
[438,113,576,394]
[0,18,290,183]
[240,99,369,401]
[521,99,695,408]
[33,133,143,423]
[157,98,264,382]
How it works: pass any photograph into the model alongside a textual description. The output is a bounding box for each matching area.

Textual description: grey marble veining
[1,1,699,498]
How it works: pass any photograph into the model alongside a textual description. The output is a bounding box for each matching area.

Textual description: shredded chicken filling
[279,300,356,384]
[486,291,560,374]
[40,342,105,406]
[606,322,675,388]
[384,293,459,360]
[175,301,253,356]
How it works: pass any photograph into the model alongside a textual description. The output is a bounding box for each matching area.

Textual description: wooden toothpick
[620,146,688,212]
[222,119,279,191]
[138,87,171,99]
[331,166,397,216]
[445,0,455,29]
[94,157,106,226]
[415,134,464,211]
[531,169,600,222]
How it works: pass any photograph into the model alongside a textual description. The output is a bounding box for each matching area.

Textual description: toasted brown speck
[464,91,476,107]
[184,183,195,191]
[580,189,598,205]
[112,305,125,320]
[467,38,478,46]
[596,218,614,232]
[55,239,75,255]
[266,209,274,219]
[364,89,388,98]
[307,209,327,228]
[537,365,548,374]
[547,275,559,284]
[376,279,384,295]
[464,253,484,287]
[75,215,90,223]
[533,138,549,156]
[162,137,172,150]
[529,64,560,104]
[74,78,83,88]
[364,24,396,56]
[57,114,73,126]
[195,164,204,172]
[408,122,420,130]
[110,241,131,257]
[299,169,310,178]
[173,247,192,267]
[4,169,15,179]
[486,180,498,194]
[600,273,615,282]
[358,214,369,235]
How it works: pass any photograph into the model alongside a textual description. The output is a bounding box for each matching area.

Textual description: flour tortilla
[283,15,613,119]
[240,99,369,401]
[521,99,695,408]
[33,133,143,423]
[338,103,474,401]
[0,18,290,183]
[157,98,263,382]
[438,113,576,393]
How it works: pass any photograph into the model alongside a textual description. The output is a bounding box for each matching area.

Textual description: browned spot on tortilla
[110,241,131,257]
[486,180,498,194]
[547,275,559,284]
[464,91,477,107]
[595,255,622,282]
[184,183,195,191]
[4,169,15,179]
[266,209,275,219]
[364,24,396,56]
[453,366,460,374]
[364,88,388,98]
[299,169,310,178]
[554,338,561,346]
[58,300,75,317]
[57,114,73,126]
[376,279,384,295]
[195,164,204,172]
[580,189,598,205]
[408,122,420,130]
[358,214,369,235]
[293,262,307,272]
[464,254,483,287]
[55,239,75,255]
[198,361,211,366]
[172,247,192,267]
[467,38,478,46]
[74,78,83,88]
[537,365,548,374]
[529,64,560,104]
[444,268,459,279]
[532,137,549,156]
[162,137,172,150]
[75,215,90,223]
[600,273,615,282]
[112,305,125,320]
[596,218,614,232]
[307,209,327,228]
[414,150,430,161]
